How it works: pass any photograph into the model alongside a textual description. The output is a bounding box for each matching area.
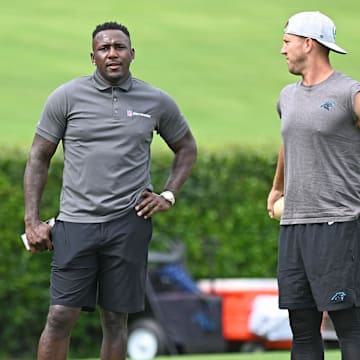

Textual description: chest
[280,89,353,138]
[64,88,158,143]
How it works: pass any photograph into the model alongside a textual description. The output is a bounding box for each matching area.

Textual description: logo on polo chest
[127,110,151,118]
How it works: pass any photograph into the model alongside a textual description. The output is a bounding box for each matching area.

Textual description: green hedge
[0,146,280,358]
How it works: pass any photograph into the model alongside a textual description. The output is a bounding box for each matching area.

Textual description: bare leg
[38,305,81,360]
[100,308,128,360]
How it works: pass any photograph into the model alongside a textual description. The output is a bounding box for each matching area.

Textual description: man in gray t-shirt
[267,11,360,359]
[23,21,196,360]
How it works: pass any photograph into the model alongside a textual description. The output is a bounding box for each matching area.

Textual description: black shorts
[50,210,152,313]
[278,219,360,311]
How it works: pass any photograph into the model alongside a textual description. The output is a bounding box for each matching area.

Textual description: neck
[96,69,130,86]
[301,57,334,86]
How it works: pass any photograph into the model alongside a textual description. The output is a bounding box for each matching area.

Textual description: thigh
[98,210,152,313]
[278,224,315,309]
[329,306,360,334]
[303,220,360,311]
[50,221,100,311]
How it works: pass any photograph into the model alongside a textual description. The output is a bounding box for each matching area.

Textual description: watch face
[161,191,175,205]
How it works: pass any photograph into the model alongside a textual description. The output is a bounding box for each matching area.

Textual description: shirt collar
[92,70,133,91]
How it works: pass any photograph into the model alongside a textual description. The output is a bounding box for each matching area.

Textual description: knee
[289,308,323,341]
[101,310,128,334]
[45,305,81,336]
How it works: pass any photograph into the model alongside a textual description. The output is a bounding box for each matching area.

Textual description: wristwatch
[160,191,175,206]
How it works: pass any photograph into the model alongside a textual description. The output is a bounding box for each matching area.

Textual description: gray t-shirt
[277,71,360,224]
[36,71,189,222]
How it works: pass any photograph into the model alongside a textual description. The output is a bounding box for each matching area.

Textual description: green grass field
[2,0,360,151]
[71,350,341,360]
[153,352,341,360]
[0,351,341,360]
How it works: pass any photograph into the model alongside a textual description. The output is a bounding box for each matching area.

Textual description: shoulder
[328,72,360,105]
[332,71,357,82]
[278,82,299,103]
[42,76,92,112]
[331,71,360,88]
[280,81,298,94]
[131,77,160,93]
[132,77,174,95]
[47,75,92,97]
[131,77,179,107]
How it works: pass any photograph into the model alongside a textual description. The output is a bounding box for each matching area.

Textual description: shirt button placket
[112,87,120,119]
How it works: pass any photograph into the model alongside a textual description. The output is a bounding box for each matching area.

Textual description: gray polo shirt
[36,71,190,223]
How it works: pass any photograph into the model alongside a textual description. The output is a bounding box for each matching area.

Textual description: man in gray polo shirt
[24,21,196,360]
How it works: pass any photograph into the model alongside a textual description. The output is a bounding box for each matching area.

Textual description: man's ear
[90,52,95,64]
[304,38,314,53]
[131,48,135,62]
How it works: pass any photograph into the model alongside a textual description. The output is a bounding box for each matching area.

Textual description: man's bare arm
[354,92,360,128]
[267,144,285,218]
[24,134,58,252]
[163,129,197,194]
[135,130,197,218]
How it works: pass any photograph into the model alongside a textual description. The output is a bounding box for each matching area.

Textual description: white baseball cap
[284,11,347,54]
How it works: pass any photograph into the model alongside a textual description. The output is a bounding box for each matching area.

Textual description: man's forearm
[24,136,57,224]
[271,144,284,193]
[164,134,197,194]
[24,157,51,224]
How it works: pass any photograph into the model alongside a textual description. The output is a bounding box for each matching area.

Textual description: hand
[135,190,172,219]
[25,221,53,253]
[267,190,284,219]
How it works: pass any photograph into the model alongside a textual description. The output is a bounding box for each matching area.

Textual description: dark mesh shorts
[50,210,152,313]
[278,219,360,311]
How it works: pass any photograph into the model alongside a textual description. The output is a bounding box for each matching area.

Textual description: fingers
[148,201,156,210]
[267,199,275,218]
[267,192,284,220]
[135,192,171,219]
[268,208,275,219]
[27,223,53,253]
[29,239,52,253]
[267,197,277,219]
[29,241,52,253]
[135,197,158,219]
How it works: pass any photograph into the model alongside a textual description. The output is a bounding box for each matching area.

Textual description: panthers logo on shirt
[320,100,336,111]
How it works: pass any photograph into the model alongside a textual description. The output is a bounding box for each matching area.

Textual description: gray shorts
[278,219,360,311]
[50,210,152,313]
